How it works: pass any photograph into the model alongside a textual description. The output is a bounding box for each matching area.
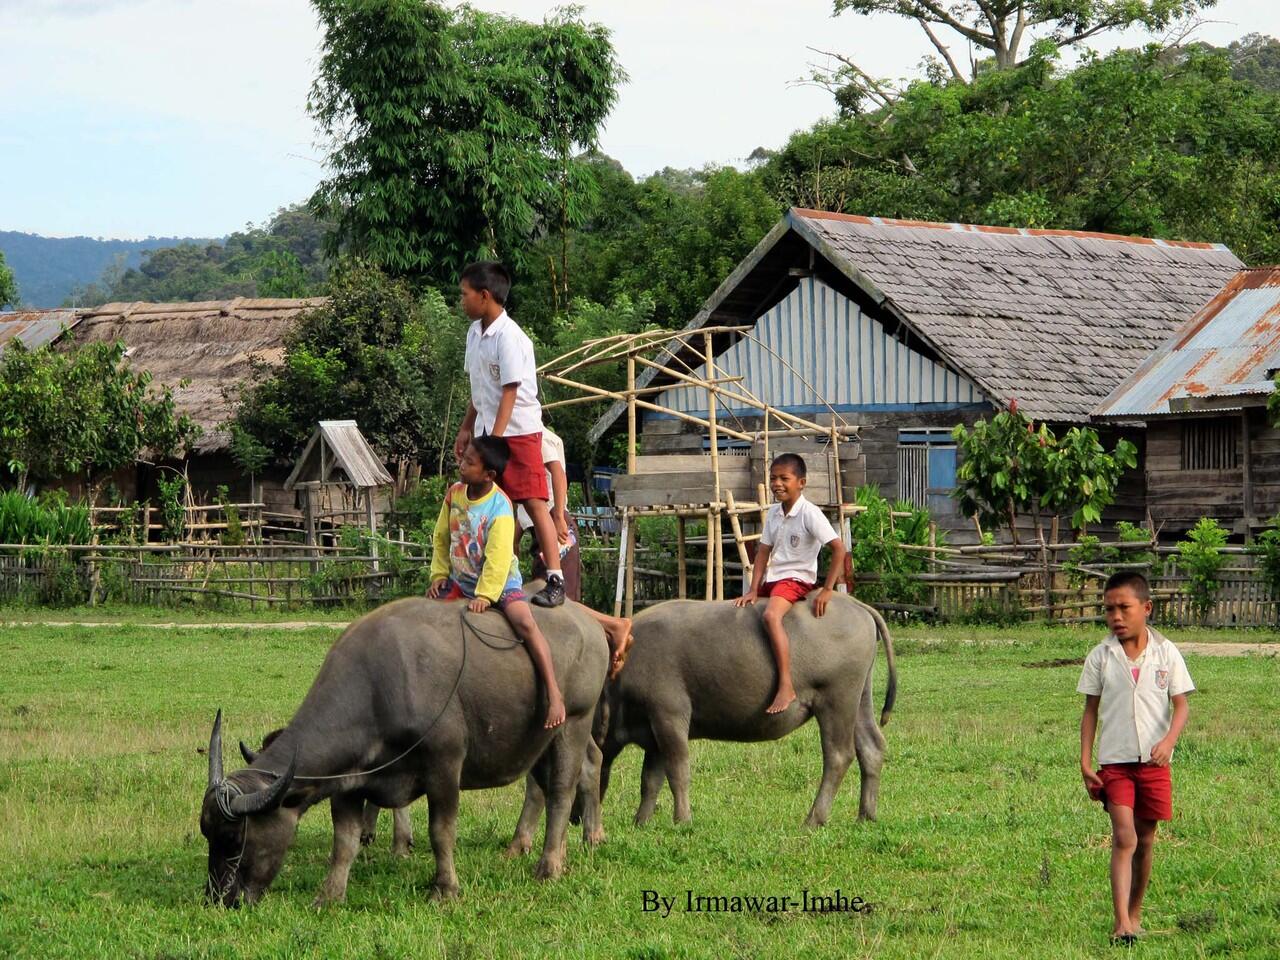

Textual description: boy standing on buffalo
[1078,570,1194,944]
[454,261,566,608]
[734,453,846,714]
[429,435,565,729]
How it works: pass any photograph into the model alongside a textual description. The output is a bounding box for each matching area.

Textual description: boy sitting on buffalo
[734,453,847,714]
[428,435,565,729]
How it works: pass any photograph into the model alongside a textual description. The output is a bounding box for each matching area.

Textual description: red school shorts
[496,432,549,503]
[759,578,816,604]
[1100,762,1173,821]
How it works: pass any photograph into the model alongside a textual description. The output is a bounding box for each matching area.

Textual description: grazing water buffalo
[200,594,609,906]
[599,593,896,826]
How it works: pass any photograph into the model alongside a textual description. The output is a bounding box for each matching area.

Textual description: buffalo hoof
[429,880,460,902]
[313,890,346,908]
[392,839,414,858]
[585,827,606,847]
[534,855,564,881]
[503,835,533,858]
[359,830,375,847]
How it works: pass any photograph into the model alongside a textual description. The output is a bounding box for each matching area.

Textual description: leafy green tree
[230,260,454,468]
[1177,516,1228,620]
[0,250,18,308]
[0,341,197,501]
[952,404,1136,541]
[831,0,1215,83]
[765,44,1280,264]
[307,0,623,287]
[520,162,780,334]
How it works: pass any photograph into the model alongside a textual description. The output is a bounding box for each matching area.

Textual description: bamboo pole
[624,511,636,618]
[705,509,715,602]
[627,355,637,475]
[542,374,755,442]
[677,516,687,599]
[725,491,752,590]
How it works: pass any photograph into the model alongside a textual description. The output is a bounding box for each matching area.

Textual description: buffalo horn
[208,709,224,786]
[238,741,258,764]
[228,750,297,817]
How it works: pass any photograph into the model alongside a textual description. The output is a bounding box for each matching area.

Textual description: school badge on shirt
[789,533,801,548]
[1155,668,1169,690]
[488,363,501,380]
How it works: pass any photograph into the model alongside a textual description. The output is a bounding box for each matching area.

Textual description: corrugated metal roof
[284,420,393,490]
[590,209,1242,439]
[0,310,82,350]
[1094,268,1280,418]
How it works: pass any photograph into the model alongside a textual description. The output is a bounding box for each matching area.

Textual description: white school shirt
[465,311,543,438]
[1077,627,1195,765]
[516,430,566,531]
[760,495,838,584]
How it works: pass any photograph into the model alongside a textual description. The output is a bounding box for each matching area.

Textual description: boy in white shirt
[453,261,566,608]
[515,428,632,676]
[1078,570,1194,944]
[733,453,847,714]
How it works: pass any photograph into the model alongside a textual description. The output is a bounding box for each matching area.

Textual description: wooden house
[590,208,1242,537]
[1094,267,1280,537]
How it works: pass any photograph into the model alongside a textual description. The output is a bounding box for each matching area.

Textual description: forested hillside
[0,231,210,308]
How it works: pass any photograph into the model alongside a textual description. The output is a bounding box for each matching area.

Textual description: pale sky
[1,0,1275,238]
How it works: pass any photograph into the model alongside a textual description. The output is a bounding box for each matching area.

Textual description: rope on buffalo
[251,610,502,782]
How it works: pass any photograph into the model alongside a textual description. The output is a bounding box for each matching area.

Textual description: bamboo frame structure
[539,326,865,610]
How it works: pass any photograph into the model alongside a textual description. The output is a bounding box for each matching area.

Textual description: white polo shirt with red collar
[760,494,838,584]
[1077,627,1195,765]
[465,311,543,437]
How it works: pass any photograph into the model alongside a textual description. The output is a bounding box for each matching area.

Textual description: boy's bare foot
[544,693,566,729]
[604,619,633,678]
[766,686,796,714]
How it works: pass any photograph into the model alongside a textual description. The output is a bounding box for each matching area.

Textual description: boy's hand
[813,587,834,618]
[453,427,472,463]
[1149,738,1176,766]
[733,591,758,607]
[468,597,491,614]
[554,509,571,544]
[1081,766,1104,799]
[427,578,447,599]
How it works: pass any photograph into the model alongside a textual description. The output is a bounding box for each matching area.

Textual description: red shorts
[496,432,548,503]
[1100,763,1173,821]
[441,581,526,609]
[759,578,816,604]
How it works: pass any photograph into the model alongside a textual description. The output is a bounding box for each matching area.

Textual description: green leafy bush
[155,473,186,543]
[849,485,937,607]
[1248,515,1280,601]
[1177,517,1229,620]
[0,491,92,548]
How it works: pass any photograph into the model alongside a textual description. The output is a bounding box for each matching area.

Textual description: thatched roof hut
[0,297,326,454]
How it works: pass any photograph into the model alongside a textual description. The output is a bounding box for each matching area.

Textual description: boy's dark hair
[470,435,510,478]
[1104,570,1150,602]
[460,261,512,305]
[770,452,807,479]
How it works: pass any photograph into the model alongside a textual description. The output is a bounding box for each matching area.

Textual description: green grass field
[1,619,1276,959]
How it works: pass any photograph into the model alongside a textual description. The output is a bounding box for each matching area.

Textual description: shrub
[848,485,938,607]
[1248,515,1280,601]
[1177,517,1229,621]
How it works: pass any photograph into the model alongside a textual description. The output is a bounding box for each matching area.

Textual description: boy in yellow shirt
[428,435,565,728]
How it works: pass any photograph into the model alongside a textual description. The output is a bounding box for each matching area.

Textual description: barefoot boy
[428,436,566,729]
[514,427,632,676]
[734,453,847,714]
[1078,570,1194,944]
[454,261,566,608]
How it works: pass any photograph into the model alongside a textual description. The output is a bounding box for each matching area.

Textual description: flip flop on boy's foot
[1109,934,1136,947]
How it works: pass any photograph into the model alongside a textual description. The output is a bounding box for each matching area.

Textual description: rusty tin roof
[1094,267,1280,419]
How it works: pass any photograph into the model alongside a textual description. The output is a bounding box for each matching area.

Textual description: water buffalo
[598,593,896,826]
[200,594,609,906]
